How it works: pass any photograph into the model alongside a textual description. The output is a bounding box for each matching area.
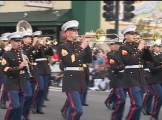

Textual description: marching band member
[104,42,117,110]
[119,25,147,120]
[58,20,92,120]
[144,44,162,120]
[32,31,54,114]
[107,42,126,120]
[1,32,29,120]
[21,30,40,120]
[142,45,153,116]
[0,32,11,109]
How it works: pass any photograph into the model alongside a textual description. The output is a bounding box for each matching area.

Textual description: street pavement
[0,86,161,120]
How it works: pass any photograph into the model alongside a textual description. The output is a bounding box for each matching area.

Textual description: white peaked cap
[61,20,79,32]
[32,31,42,37]
[21,31,32,38]
[7,32,22,40]
[0,32,11,41]
[121,25,137,35]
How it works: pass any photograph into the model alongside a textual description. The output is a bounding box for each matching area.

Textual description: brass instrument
[45,38,58,45]
[134,32,162,45]
[16,20,33,33]
[134,33,162,62]
[76,29,119,42]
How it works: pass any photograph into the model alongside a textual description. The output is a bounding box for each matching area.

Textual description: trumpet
[45,39,58,45]
[134,32,162,45]
[76,29,119,42]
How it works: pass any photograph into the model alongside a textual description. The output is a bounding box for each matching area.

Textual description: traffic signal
[102,1,115,21]
[106,29,117,39]
[123,1,135,21]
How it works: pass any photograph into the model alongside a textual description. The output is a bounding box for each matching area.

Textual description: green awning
[0,9,72,26]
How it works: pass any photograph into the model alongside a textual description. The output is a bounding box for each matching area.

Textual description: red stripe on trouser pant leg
[68,93,77,120]
[107,89,115,103]
[32,87,40,105]
[112,88,122,119]
[127,88,137,120]
[151,85,159,117]
[5,93,13,120]
[63,99,69,110]
[142,87,150,107]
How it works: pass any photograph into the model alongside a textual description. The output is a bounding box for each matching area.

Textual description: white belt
[112,70,124,73]
[118,70,124,72]
[35,58,47,61]
[144,68,150,72]
[64,67,84,71]
[125,65,143,69]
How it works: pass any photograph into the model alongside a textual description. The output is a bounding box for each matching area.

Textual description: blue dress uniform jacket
[35,45,54,75]
[119,42,147,88]
[57,40,92,92]
[22,44,39,81]
[146,52,162,85]
[107,51,125,88]
[1,49,29,92]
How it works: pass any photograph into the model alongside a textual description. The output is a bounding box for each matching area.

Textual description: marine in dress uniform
[32,31,54,114]
[119,25,147,120]
[60,64,90,120]
[104,42,117,110]
[144,45,162,120]
[1,32,29,120]
[142,57,153,116]
[0,32,11,109]
[58,20,92,120]
[107,42,127,120]
[21,30,40,120]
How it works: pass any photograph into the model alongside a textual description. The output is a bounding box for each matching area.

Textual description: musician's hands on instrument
[80,37,89,49]
[19,61,28,69]
[32,38,38,46]
[137,39,146,50]
[22,55,29,63]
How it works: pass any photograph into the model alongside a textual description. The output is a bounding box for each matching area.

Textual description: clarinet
[20,47,33,78]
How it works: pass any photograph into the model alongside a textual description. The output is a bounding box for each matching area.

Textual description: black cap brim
[66,27,80,32]
[23,35,32,38]
[125,31,138,35]
[114,42,123,45]
[10,38,21,42]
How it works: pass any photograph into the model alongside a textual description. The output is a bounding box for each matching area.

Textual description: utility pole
[115,1,119,35]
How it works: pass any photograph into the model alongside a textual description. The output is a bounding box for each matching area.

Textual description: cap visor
[66,27,79,31]
[125,31,138,35]
[10,38,21,42]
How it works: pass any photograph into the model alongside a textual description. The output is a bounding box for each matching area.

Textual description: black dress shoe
[0,104,7,109]
[21,116,26,120]
[31,105,36,114]
[142,107,151,115]
[36,109,45,114]
[82,103,89,106]
[45,98,50,101]
[61,108,67,119]
[104,101,113,110]
[42,104,47,107]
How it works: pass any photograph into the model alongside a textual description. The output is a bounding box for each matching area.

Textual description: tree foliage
[135,19,152,37]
